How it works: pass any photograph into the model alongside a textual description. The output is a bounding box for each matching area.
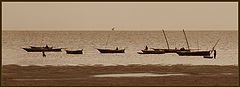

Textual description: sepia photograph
[2,2,238,86]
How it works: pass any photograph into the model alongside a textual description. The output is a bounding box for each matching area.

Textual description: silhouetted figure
[42,51,46,57]
[116,47,118,50]
[214,50,216,59]
[180,47,185,51]
[145,45,148,50]
[112,27,115,31]
[46,44,49,48]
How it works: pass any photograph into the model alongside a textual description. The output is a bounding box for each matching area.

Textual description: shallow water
[2,30,238,66]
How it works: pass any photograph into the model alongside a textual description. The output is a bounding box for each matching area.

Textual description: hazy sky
[2,2,238,31]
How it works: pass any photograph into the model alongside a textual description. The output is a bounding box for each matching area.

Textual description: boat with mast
[152,29,190,53]
[23,33,63,52]
[137,30,168,54]
[97,27,125,53]
[137,45,165,54]
[176,29,219,56]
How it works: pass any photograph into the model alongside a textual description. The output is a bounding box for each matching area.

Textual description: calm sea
[2,30,238,66]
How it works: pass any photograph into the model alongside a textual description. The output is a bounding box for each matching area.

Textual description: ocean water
[2,30,238,66]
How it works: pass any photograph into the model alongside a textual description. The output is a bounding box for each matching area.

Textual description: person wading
[42,50,46,57]
[214,50,216,59]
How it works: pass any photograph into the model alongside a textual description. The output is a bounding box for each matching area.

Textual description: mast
[162,29,170,49]
[197,39,199,50]
[105,27,115,48]
[105,34,111,48]
[183,29,190,49]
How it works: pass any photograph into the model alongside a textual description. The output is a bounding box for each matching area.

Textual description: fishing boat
[137,45,165,54]
[97,48,125,53]
[23,47,62,52]
[23,45,62,52]
[30,46,53,49]
[176,30,219,57]
[97,27,125,53]
[138,49,165,54]
[150,30,190,53]
[142,30,184,54]
[66,49,83,54]
[176,50,210,56]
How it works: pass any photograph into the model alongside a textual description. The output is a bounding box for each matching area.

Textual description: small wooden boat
[66,49,83,54]
[176,30,220,57]
[97,48,125,53]
[138,49,165,54]
[23,47,62,52]
[176,50,210,56]
[150,30,189,53]
[97,27,125,53]
[160,30,179,53]
[175,30,209,56]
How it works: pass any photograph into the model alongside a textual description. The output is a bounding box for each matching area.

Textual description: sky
[2,2,238,31]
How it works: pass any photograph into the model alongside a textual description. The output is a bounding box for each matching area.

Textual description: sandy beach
[1,64,238,86]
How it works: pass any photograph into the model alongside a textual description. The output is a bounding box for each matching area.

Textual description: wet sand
[1,64,238,86]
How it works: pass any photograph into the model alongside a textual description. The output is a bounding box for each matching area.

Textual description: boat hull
[176,51,210,56]
[97,49,125,53]
[204,56,213,58]
[66,50,83,54]
[138,50,165,54]
[30,46,53,49]
[23,48,62,52]
[153,49,190,53]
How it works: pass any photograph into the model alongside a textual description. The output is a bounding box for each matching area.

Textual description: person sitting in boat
[145,45,148,50]
[180,47,185,51]
[116,47,118,50]
[45,44,49,48]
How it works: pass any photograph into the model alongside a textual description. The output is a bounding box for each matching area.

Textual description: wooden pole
[162,29,170,49]
[183,29,190,49]
[105,27,115,48]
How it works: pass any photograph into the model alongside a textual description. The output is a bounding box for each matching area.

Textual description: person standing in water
[213,50,216,59]
[42,51,46,57]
